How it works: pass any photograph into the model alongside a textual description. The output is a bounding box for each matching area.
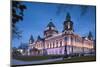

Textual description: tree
[12,47,21,56]
[12,1,26,39]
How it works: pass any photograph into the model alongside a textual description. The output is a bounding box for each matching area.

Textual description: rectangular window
[64,37,67,41]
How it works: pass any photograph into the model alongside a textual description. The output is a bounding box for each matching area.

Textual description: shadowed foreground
[12,55,96,66]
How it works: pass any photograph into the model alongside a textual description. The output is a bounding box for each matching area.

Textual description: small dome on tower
[29,35,34,44]
[88,31,93,40]
[47,22,55,27]
[47,19,55,28]
[65,13,71,21]
[45,19,57,31]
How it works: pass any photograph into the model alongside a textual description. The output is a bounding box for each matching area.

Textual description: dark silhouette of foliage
[18,43,28,53]
[12,47,21,56]
[12,1,26,39]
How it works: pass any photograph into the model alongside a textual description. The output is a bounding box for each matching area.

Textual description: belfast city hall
[27,13,94,56]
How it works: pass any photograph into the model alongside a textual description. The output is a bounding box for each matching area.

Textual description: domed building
[28,13,94,56]
[44,19,58,38]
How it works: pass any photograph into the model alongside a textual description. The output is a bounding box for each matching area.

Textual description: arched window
[56,40,58,47]
[39,44,41,48]
[49,43,50,48]
[54,41,56,47]
[47,43,49,48]
[53,42,55,48]
[50,42,52,48]
[60,41,62,47]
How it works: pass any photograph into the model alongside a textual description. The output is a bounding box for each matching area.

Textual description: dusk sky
[12,1,96,48]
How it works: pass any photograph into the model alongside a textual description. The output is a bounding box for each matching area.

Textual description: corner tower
[63,13,74,34]
[88,31,93,40]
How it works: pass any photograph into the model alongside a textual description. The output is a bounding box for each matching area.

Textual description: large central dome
[44,19,58,38]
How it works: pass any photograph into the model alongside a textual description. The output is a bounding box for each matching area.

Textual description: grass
[12,55,96,66]
[13,55,96,62]
[13,55,62,61]
[48,56,96,64]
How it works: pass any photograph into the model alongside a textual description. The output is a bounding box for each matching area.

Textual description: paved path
[11,58,63,65]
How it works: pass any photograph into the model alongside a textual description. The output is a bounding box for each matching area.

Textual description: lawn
[50,56,96,64]
[13,55,62,61]
[12,55,96,66]
[13,55,96,62]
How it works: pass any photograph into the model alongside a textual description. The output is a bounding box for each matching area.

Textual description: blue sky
[12,2,96,48]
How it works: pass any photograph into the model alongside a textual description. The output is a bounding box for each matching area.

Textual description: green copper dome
[47,22,55,27]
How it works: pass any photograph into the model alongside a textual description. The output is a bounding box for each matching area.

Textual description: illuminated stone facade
[28,13,94,56]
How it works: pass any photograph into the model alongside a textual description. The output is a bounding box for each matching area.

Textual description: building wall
[29,33,94,56]
[45,34,65,55]
[46,47,65,55]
